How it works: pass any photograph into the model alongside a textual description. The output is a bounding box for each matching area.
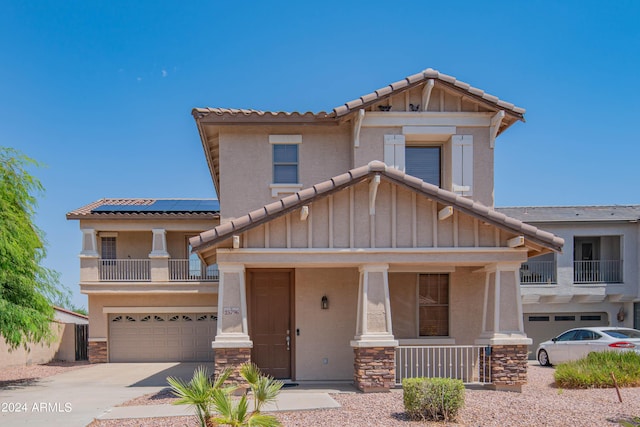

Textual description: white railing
[520,261,556,284]
[169,259,219,281]
[574,260,623,284]
[99,259,150,281]
[395,345,491,385]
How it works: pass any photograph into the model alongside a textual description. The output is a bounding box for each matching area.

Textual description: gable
[191,161,563,264]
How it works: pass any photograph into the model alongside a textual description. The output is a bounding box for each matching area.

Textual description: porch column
[79,228,99,282]
[351,264,398,392]
[149,229,169,282]
[212,263,252,383]
[476,262,531,392]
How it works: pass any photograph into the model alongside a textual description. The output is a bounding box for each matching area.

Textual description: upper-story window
[101,237,116,259]
[384,134,472,195]
[273,144,298,184]
[269,135,303,197]
[406,146,441,187]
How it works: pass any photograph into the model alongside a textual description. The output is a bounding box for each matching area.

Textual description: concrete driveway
[0,362,202,426]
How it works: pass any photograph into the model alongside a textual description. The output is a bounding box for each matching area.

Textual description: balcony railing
[574,260,623,284]
[395,345,491,385]
[99,259,150,281]
[169,259,219,281]
[520,261,557,284]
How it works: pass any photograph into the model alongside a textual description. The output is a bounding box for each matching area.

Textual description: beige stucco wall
[389,268,485,345]
[218,126,351,220]
[0,322,75,369]
[88,294,217,339]
[294,268,358,381]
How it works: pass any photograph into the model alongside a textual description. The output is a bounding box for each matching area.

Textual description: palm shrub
[211,362,283,427]
[167,365,230,427]
[402,377,465,422]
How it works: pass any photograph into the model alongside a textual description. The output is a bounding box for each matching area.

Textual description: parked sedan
[537,327,640,366]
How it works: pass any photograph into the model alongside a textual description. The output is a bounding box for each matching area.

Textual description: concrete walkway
[0,363,347,425]
[0,362,201,426]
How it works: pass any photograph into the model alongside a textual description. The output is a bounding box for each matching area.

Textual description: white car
[537,327,640,366]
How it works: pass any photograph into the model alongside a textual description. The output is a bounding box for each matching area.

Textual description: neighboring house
[497,206,640,356]
[65,198,220,363]
[0,307,88,369]
[187,68,563,392]
[68,68,566,392]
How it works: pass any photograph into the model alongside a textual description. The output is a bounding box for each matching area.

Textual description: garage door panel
[109,313,216,362]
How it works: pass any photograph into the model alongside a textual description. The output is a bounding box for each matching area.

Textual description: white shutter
[451,135,473,196]
[384,134,406,171]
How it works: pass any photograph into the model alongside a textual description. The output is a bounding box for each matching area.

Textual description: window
[101,237,116,259]
[418,274,449,336]
[406,146,441,187]
[273,144,298,184]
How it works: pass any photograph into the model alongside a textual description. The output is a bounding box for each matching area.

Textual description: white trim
[398,338,456,345]
[388,265,456,273]
[217,247,528,255]
[98,232,118,238]
[402,126,456,136]
[421,79,435,111]
[350,339,399,348]
[269,134,302,144]
[363,111,494,127]
[103,306,217,314]
[270,183,303,198]
[352,109,365,148]
[88,337,107,342]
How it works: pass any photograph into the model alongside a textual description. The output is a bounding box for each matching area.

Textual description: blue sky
[2,1,639,310]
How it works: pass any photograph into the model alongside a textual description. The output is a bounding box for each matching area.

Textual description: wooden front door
[248,270,293,379]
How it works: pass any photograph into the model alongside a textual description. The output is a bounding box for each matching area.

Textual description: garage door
[109,313,217,362]
[524,312,608,359]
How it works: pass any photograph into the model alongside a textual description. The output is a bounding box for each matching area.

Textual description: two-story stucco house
[68,68,564,392]
[497,206,640,356]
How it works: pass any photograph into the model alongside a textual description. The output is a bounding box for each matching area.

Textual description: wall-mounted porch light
[321,295,329,310]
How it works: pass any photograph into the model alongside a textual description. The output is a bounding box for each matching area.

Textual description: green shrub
[555,351,640,389]
[402,377,465,422]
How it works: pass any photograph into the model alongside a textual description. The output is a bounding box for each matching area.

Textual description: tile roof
[496,206,640,223]
[192,68,525,123]
[332,68,525,118]
[190,162,563,254]
[66,198,220,220]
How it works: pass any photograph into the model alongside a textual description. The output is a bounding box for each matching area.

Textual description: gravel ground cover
[89,365,640,427]
[0,361,90,388]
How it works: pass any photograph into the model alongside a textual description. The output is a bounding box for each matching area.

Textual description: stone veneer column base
[88,341,107,363]
[214,347,252,385]
[487,344,528,392]
[353,347,395,392]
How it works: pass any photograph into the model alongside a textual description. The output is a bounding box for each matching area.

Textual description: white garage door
[524,312,608,359]
[109,313,217,362]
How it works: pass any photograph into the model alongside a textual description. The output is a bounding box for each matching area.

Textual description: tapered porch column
[149,229,169,282]
[212,263,252,383]
[351,264,398,392]
[476,262,531,392]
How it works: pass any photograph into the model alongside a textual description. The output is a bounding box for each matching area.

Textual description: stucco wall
[218,126,351,220]
[88,294,217,338]
[0,322,76,369]
[294,268,358,381]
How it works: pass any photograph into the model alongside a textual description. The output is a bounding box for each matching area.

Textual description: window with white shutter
[451,135,473,196]
[384,134,405,171]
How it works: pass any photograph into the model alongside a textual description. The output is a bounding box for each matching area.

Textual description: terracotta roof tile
[192,162,563,254]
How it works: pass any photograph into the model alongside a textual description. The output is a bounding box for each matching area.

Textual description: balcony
[94,259,218,282]
[169,259,219,281]
[519,261,556,285]
[574,260,623,284]
[99,259,150,281]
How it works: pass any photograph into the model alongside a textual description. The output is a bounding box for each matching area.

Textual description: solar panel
[91,200,220,213]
